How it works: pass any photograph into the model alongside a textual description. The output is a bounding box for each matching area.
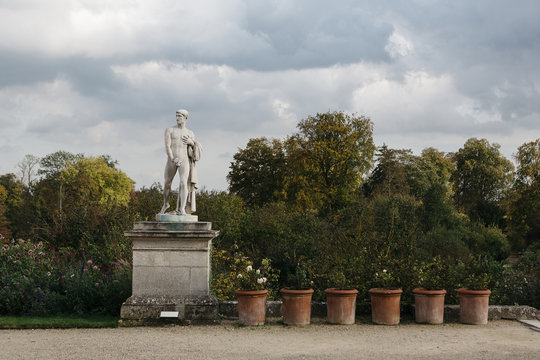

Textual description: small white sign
[160,311,179,318]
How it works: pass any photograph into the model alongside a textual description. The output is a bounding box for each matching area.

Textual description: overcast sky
[1,0,539,191]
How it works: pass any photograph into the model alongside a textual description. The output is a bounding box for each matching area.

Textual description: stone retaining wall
[218,301,540,320]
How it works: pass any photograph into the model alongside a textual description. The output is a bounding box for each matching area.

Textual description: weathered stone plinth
[120,221,219,325]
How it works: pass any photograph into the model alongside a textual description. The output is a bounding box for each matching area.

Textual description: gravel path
[1,320,539,359]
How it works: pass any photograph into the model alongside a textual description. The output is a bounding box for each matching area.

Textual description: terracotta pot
[413,288,447,324]
[458,288,491,325]
[235,289,268,325]
[324,288,358,324]
[369,288,403,325]
[280,288,314,325]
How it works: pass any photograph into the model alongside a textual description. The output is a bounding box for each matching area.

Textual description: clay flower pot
[236,289,268,325]
[458,288,491,325]
[369,288,403,325]
[324,288,358,324]
[280,288,314,325]
[412,288,447,324]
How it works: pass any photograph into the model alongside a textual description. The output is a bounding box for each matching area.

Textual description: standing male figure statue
[159,109,202,216]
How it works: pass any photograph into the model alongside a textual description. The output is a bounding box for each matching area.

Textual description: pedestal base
[120,295,219,326]
[120,221,220,325]
[155,213,198,222]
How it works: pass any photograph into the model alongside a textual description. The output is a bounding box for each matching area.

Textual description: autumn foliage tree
[292,112,376,211]
[228,111,376,212]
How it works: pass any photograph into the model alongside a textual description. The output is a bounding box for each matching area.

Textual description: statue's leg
[176,160,190,215]
[160,160,176,214]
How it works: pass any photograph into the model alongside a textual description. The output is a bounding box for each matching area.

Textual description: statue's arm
[164,128,174,161]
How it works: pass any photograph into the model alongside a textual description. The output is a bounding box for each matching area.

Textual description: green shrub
[493,246,540,308]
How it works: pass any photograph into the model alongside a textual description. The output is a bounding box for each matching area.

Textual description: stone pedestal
[120,221,219,325]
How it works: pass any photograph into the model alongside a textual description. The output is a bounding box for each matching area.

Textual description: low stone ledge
[218,300,540,321]
[488,305,540,320]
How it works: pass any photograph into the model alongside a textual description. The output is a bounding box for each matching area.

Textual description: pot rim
[280,288,314,295]
[457,287,491,295]
[235,289,269,296]
[368,288,403,295]
[324,288,359,295]
[413,288,447,295]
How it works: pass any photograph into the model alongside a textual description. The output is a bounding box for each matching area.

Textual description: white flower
[237,274,243,278]
[262,277,267,283]
[382,269,387,273]
[246,265,253,271]
[257,278,264,284]
[256,269,260,275]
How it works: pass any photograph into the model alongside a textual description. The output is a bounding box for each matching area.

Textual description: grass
[0,314,119,329]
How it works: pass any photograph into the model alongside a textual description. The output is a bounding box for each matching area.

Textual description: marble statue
[158,109,202,217]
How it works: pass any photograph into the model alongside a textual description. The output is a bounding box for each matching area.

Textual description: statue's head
[176,109,189,119]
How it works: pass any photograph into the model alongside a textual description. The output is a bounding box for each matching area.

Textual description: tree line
[1,111,539,307]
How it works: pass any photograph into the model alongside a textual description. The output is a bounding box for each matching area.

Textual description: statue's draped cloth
[186,141,202,214]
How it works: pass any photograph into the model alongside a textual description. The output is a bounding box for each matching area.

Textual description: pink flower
[37,241,43,249]
[83,268,88,272]
[92,265,98,270]
[87,259,93,264]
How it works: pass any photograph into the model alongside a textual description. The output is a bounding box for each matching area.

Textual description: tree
[363,146,456,231]
[227,138,287,207]
[362,146,411,198]
[0,184,11,240]
[506,139,540,250]
[228,111,376,212]
[0,173,36,239]
[17,154,40,190]
[37,156,134,248]
[292,111,375,211]
[60,157,133,210]
[130,183,164,221]
[38,151,84,217]
[451,138,514,226]
[421,147,454,189]
[39,151,83,179]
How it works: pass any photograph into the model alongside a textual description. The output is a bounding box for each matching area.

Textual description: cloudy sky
[1,0,539,191]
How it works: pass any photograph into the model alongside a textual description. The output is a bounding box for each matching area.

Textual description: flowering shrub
[236,264,268,291]
[0,238,131,315]
[211,249,279,299]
